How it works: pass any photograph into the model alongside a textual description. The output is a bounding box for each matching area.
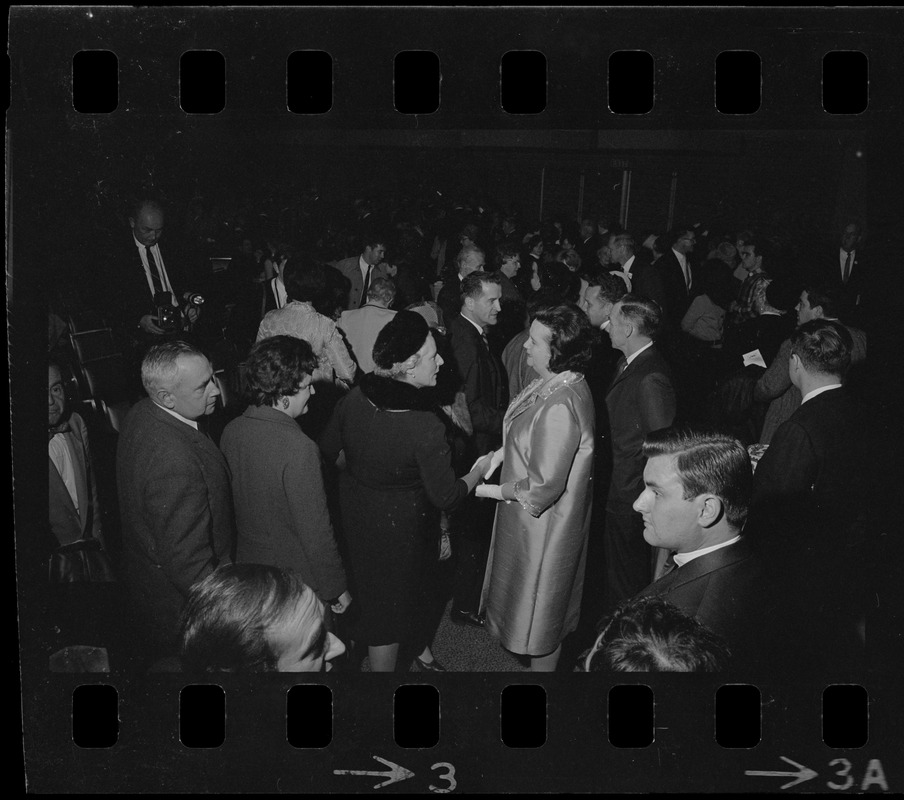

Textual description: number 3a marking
[430,762,457,794]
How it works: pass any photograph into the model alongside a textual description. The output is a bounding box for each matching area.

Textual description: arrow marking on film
[334,755,415,789]
[745,756,819,789]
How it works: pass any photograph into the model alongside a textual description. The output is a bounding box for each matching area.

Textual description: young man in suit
[604,295,676,610]
[751,319,868,672]
[447,271,508,627]
[331,231,391,311]
[628,428,763,669]
[117,341,235,664]
[656,226,696,327]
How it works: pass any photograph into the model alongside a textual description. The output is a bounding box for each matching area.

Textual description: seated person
[178,564,346,673]
[579,595,730,672]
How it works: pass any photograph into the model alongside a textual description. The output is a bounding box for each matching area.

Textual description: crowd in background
[42,182,887,675]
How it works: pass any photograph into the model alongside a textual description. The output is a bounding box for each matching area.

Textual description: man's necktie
[685,263,692,292]
[842,251,853,284]
[361,265,373,307]
[480,329,490,350]
[145,246,164,294]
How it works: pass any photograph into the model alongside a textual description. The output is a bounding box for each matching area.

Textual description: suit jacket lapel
[63,428,91,528]
[655,539,753,593]
[49,456,81,531]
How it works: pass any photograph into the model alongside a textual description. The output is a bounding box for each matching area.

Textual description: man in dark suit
[447,271,508,626]
[117,341,235,664]
[628,428,764,668]
[436,243,486,324]
[604,295,676,610]
[331,231,391,311]
[751,319,869,672]
[656,226,696,328]
[824,220,866,317]
[107,199,201,346]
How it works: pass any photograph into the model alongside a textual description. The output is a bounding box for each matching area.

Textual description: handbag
[49,537,116,583]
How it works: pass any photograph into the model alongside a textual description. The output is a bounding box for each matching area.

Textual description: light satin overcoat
[480,371,595,656]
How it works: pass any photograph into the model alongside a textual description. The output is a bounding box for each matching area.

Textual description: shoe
[450,608,485,628]
[414,655,447,673]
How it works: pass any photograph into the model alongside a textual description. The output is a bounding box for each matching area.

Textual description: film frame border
[11,5,903,794]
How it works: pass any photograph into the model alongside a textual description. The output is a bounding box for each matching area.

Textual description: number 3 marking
[430,762,457,794]
[828,758,854,791]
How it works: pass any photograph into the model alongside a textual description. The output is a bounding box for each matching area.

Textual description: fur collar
[360,372,438,412]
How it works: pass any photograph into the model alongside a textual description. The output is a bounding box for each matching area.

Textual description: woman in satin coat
[478,304,596,672]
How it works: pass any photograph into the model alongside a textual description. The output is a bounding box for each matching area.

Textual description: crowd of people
[43,189,882,675]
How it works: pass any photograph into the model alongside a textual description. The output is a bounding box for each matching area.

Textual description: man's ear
[698,495,723,528]
[811,305,825,319]
[156,388,175,410]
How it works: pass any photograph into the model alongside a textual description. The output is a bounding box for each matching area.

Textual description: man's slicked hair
[583,596,731,672]
[141,340,205,396]
[801,281,843,320]
[584,268,626,304]
[790,319,853,379]
[460,270,502,304]
[642,426,752,530]
[615,294,662,340]
[180,564,317,673]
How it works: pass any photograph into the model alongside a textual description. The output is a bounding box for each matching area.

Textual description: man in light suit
[331,231,391,311]
[117,341,235,663]
[338,276,397,374]
[604,295,676,610]
[49,362,105,552]
[628,428,764,669]
[751,319,869,671]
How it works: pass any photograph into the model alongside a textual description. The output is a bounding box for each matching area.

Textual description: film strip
[12,6,903,793]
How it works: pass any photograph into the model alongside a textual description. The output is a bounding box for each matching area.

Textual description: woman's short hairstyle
[790,319,853,379]
[495,241,520,267]
[642,426,752,530]
[242,335,317,407]
[283,258,325,304]
[372,309,429,376]
[557,248,583,272]
[180,564,319,673]
[616,294,662,340]
[532,303,595,373]
[582,596,731,672]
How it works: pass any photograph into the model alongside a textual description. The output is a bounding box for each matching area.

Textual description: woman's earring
[282,397,290,409]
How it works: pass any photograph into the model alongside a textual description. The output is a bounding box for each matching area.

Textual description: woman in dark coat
[320,311,493,672]
[220,336,351,615]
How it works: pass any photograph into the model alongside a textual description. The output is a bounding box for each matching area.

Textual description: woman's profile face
[406,333,444,388]
[284,374,315,418]
[524,319,554,376]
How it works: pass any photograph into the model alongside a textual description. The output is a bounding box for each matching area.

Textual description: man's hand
[185,306,201,324]
[139,314,166,335]
[331,591,353,614]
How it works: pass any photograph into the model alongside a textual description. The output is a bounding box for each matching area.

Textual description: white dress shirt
[673,535,741,568]
[49,434,79,511]
[801,383,842,406]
